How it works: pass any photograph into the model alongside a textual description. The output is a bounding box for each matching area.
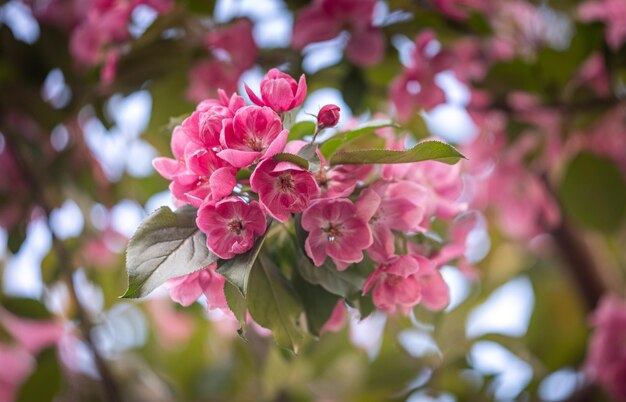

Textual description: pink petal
[209,167,237,199]
[217,149,260,168]
[264,129,289,159]
[244,82,265,107]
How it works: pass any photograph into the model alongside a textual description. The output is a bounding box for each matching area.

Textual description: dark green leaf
[1,297,52,320]
[296,254,364,298]
[560,152,626,232]
[123,206,218,298]
[287,121,316,141]
[224,281,247,337]
[293,270,340,337]
[217,228,269,296]
[329,140,465,166]
[247,254,304,353]
[17,348,62,402]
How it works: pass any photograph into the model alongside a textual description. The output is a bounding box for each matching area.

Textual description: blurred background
[1,0,625,401]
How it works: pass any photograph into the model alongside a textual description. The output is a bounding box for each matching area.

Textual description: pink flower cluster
[585,295,626,401]
[156,69,466,316]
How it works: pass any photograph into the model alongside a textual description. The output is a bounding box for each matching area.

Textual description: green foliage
[287,121,316,141]
[17,348,63,402]
[247,255,304,353]
[560,152,626,232]
[329,140,466,166]
[123,206,218,298]
[1,297,52,320]
[292,270,340,337]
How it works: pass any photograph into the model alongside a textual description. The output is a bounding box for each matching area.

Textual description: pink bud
[317,104,340,129]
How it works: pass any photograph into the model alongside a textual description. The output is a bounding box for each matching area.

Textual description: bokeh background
[1,0,625,401]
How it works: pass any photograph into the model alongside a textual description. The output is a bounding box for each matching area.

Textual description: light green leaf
[273,153,309,170]
[123,206,218,298]
[560,152,626,232]
[287,121,316,141]
[329,140,465,166]
[297,143,321,172]
[247,254,304,353]
[320,120,396,159]
[217,229,268,296]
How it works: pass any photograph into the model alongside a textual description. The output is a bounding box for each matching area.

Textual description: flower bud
[317,104,340,129]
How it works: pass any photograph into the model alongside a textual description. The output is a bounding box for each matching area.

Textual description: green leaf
[293,271,340,337]
[217,228,268,296]
[224,281,247,337]
[560,152,626,232]
[296,254,364,298]
[287,121,316,141]
[343,119,399,141]
[273,153,309,170]
[297,143,321,172]
[247,254,304,353]
[320,120,397,159]
[17,348,62,402]
[329,140,466,166]
[123,206,218,298]
[1,297,52,320]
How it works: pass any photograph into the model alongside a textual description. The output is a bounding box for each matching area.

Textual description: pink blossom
[321,301,347,333]
[292,0,385,67]
[0,310,64,355]
[187,60,241,103]
[196,197,267,259]
[167,263,227,311]
[317,104,341,129]
[250,158,319,222]
[578,0,626,50]
[585,295,626,401]
[218,106,287,168]
[301,198,372,270]
[205,19,257,72]
[100,49,119,86]
[363,254,449,315]
[390,31,449,121]
[245,69,307,113]
[356,182,430,263]
[0,345,33,402]
[152,125,190,181]
[574,52,611,97]
[146,298,195,347]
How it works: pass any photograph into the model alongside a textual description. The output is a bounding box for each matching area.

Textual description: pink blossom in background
[196,197,267,260]
[0,345,33,402]
[578,0,626,50]
[574,52,611,97]
[363,254,449,315]
[585,295,626,401]
[218,106,287,168]
[0,309,64,355]
[188,20,258,102]
[167,263,227,311]
[180,145,237,207]
[292,0,385,67]
[146,298,195,347]
[390,31,449,121]
[301,198,372,269]
[321,302,347,333]
[250,158,319,222]
[245,69,307,113]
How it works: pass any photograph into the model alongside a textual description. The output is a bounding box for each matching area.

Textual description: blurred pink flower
[0,345,33,402]
[167,263,227,311]
[196,197,267,259]
[585,295,626,401]
[578,0,626,50]
[363,254,449,315]
[218,106,287,168]
[250,158,319,222]
[433,0,492,20]
[186,60,241,103]
[0,309,64,355]
[301,198,372,269]
[292,0,385,67]
[245,69,307,113]
[390,31,449,121]
[321,302,347,333]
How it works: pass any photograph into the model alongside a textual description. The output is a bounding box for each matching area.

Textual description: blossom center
[227,219,244,234]
[324,223,342,242]
[245,135,264,152]
[277,174,294,192]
